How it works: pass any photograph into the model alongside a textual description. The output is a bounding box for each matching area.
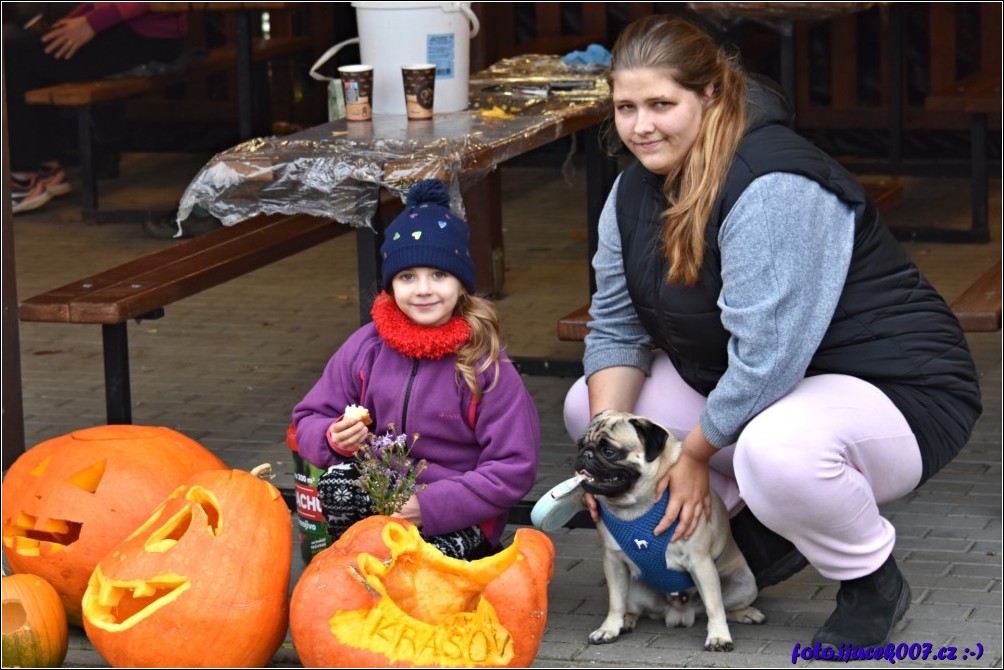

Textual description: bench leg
[464,173,504,296]
[583,125,618,295]
[970,113,989,242]
[102,323,132,424]
[77,106,100,222]
[236,10,256,139]
[357,225,382,324]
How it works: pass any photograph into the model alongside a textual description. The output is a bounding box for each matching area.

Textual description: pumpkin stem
[250,463,274,480]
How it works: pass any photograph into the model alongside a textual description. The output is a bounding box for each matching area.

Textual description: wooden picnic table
[177,57,616,319]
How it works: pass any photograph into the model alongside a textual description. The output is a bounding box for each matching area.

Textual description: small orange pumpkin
[290,516,555,668]
[1,425,227,625]
[1,573,69,668]
[82,468,292,668]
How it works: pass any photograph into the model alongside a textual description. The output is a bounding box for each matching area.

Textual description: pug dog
[575,409,765,651]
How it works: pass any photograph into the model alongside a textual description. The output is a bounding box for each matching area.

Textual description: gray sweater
[584,171,855,448]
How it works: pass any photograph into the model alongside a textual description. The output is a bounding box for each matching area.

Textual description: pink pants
[563,353,923,581]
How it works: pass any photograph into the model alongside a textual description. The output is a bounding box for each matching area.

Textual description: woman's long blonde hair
[454,292,502,401]
[610,15,747,285]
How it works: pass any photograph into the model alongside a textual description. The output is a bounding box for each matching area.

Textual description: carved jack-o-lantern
[1,425,227,625]
[290,516,555,668]
[82,468,292,668]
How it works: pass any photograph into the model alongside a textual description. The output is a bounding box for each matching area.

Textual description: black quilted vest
[616,123,981,483]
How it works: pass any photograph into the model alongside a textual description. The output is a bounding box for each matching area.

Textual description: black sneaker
[812,554,911,650]
[730,507,809,589]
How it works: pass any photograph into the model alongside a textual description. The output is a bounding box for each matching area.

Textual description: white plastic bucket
[351,1,479,114]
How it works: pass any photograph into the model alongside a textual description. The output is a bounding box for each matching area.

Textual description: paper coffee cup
[338,65,374,121]
[401,64,436,120]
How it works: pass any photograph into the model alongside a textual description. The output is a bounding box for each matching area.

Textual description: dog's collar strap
[599,489,696,593]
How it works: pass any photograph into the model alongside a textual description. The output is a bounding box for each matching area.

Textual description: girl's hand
[42,17,95,60]
[654,426,715,541]
[391,495,422,526]
[326,415,369,454]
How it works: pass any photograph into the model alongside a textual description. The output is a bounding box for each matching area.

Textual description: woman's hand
[654,425,716,541]
[583,491,599,523]
[326,415,370,454]
[42,17,95,60]
[391,495,422,526]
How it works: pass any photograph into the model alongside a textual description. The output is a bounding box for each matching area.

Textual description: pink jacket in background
[67,2,187,39]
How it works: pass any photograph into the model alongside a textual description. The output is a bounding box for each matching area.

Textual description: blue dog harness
[598,489,695,593]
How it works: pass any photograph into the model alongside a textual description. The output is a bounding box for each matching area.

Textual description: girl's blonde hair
[455,291,502,401]
[609,15,747,285]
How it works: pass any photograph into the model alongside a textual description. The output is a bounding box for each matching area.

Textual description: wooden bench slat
[70,220,348,322]
[19,215,290,317]
[950,260,1002,333]
[860,178,904,213]
[19,215,350,324]
[926,70,1003,115]
[557,305,590,342]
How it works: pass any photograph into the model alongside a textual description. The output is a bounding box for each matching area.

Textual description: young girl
[292,179,540,560]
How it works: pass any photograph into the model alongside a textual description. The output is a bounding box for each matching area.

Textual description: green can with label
[287,424,333,564]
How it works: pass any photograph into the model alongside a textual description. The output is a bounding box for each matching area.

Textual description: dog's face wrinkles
[574,411,654,497]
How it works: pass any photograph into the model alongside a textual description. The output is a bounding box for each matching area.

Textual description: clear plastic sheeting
[177,55,610,230]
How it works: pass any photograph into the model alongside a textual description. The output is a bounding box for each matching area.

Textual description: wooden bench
[19,212,351,425]
[25,35,312,223]
[949,260,1002,333]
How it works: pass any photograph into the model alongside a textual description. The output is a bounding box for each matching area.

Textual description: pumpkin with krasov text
[82,468,292,668]
[1,573,69,668]
[290,516,555,668]
[1,425,227,625]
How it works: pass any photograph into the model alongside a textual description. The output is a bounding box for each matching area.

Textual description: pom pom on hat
[380,179,476,293]
[406,179,451,209]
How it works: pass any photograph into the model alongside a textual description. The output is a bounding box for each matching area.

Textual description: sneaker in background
[11,175,53,214]
[37,161,72,196]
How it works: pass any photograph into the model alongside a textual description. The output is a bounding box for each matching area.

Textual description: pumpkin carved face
[290,516,555,668]
[82,468,292,668]
[1,573,69,668]
[1,425,227,625]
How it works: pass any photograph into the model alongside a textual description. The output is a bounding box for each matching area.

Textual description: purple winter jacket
[292,323,540,546]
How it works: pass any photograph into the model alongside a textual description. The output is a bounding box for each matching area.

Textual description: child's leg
[318,462,491,560]
[733,374,923,581]
[423,525,492,560]
[317,463,373,541]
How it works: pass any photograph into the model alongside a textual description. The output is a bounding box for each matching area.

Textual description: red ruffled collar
[371,292,471,359]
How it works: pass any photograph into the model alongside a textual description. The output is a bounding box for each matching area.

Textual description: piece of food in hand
[344,404,372,426]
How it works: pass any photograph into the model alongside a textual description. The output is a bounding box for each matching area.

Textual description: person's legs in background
[4,20,182,212]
